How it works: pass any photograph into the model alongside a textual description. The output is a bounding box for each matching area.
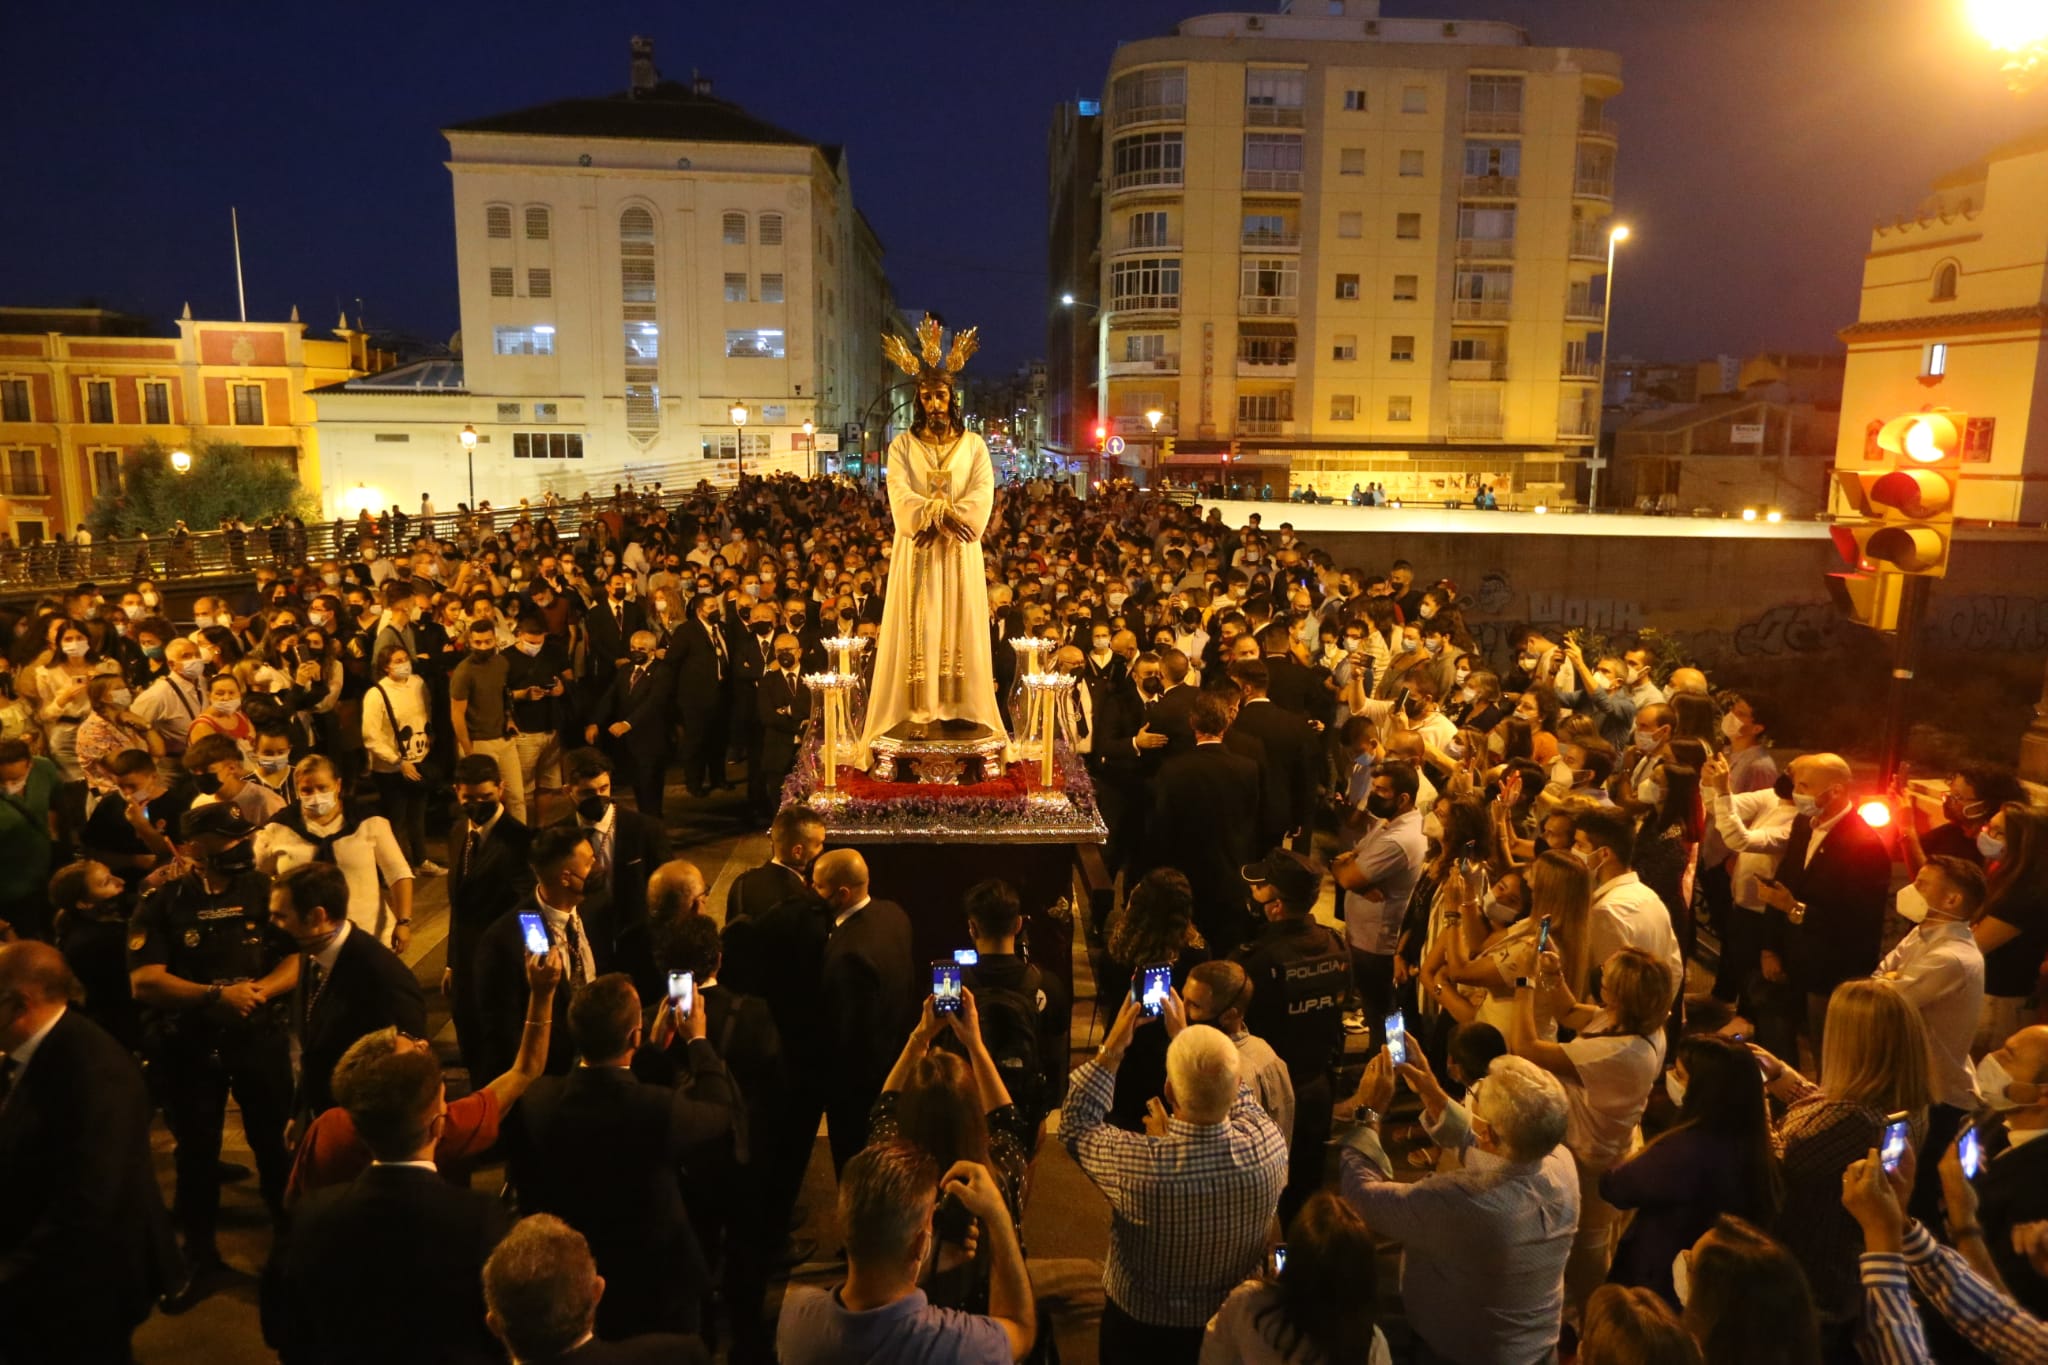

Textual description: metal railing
[1113,102,1186,128]
[1108,292,1181,312]
[1562,358,1603,380]
[1574,174,1615,200]
[1106,355,1180,376]
[1579,115,1620,140]
[1244,105,1305,127]
[1240,228,1302,249]
[1460,174,1519,198]
[1238,294,1299,316]
[1108,167,1185,192]
[1464,110,1522,134]
[1242,169,1304,192]
[1456,237,1516,260]
[1569,225,1608,260]
[1452,298,1512,321]
[1449,358,1509,381]
[1565,294,1606,322]
[1448,414,1506,439]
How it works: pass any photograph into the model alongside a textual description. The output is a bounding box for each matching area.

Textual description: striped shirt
[1061,1056,1287,1328]
[1860,1221,2048,1365]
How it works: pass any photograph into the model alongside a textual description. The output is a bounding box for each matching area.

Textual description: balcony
[1569,225,1607,260]
[1113,102,1186,129]
[1448,414,1506,439]
[1464,110,1522,134]
[1565,295,1605,323]
[1110,235,1180,255]
[1561,358,1602,381]
[1456,236,1515,261]
[1240,228,1301,250]
[1557,422,1597,441]
[1109,293,1181,314]
[1242,169,1304,192]
[1579,114,1619,141]
[1239,294,1299,317]
[1106,355,1180,377]
[1449,358,1508,381]
[1460,174,1519,198]
[1108,169,1185,194]
[1237,417,1294,437]
[1236,357,1298,379]
[1244,105,1305,127]
[1452,298,1512,322]
[1573,174,1614,201]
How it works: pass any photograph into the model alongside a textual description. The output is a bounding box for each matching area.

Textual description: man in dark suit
[731,603,780,812]
[811,849,915,1173]
[557,746,670,992]
[1227,659,1319,849]
[485,1214,710,1365]
[755,633,812,815]
[1149,648,1202,754]
[848,574,884,626]
[448,752,536,1078]
[1756,752,1894,1062]
[1256,620,1321,716]
[0,942,173,1363]
[584,571,648,689]
[269,862,427,1118]
[671,594,731,796]
[724,804,823,925]
[1144,691,1265,956]
[781,595,828,674]
[1973,1024,2048,1316]
[505,974,738,1339]
[278,1044,512,1364]
[474,827,605,1078]
[586,630,673,818]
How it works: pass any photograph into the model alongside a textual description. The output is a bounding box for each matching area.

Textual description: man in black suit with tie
[1227,659,1319,850]
[811,849,915,1174]
[585,571,648,689]
[448,752,536,1078]
[485,1215,710,1365]
[474,828,603,1078]
[755,632,811,816]
[586,629,673,819]
[279,1043,512,1364]
[672,593,731,797]
[724,804,823,925]
[269,861,427,1118]
[989,585,1023,728]
[732,603,780,811]
[849,573,884,626]
[1143,691,1265,956]
[0,942,174,1363]
[1971,1023,2048,1316]
[1755,752,1893,1061]
[504,973,739,1339]
[557,746,670,986]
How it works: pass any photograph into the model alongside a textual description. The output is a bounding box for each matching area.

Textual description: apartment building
[1084,0,1622,500]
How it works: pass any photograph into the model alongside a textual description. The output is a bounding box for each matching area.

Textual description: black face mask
[210,841,256,876]
[462,799,499,825]
[471,643,495,657]
[775,650,798,668]
[787,615,806,630]
[1140,677,1165,696]
[630,649,653,666]
[193,772,223,795]
[751,621,773,636]
[576,794,611,824]
[1366,794,1400,821]
[611,588,628,602]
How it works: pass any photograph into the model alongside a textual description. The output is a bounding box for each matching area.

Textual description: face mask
[211,696,241,715]
[303,792,339,819]
[462,799,499,825]
[1672,1250,1693,1309]
[1518,653,1537,672]
[257,754,290,772]
[1140,677,1164,696]
[1574,846,1602,872]
[1665,1072,1687,1109]
[1482,893,1519,927]
[1401,637,1419,654]
[1458,686,1477,705]
[142,592,160,607]
[1365,794,1399,821]
[1588,671,1609,694]
[1895,883,1930,924]
[1975,1052,2032,1111]
[1092,637,1110,652]
[109,689,132,708]
[123,604,144,621]
[142,644,164,660]
[517,640,543,657]
[610,588,628,602]
[775,650,798,668]
[1978,830,2006,862]
[1634,730,1661,751]
[1721,711,1745,741]
[1793,792,1819,817]
[1418,603,1437,620]
[177,658,206,680]
[389,662,413,680]
[1636,778,1665,807]
[210,841,256,876]
[576,794,611,824]
[61,640,89,658]
[1344,636,1363,650]
[194,772,223,795]
[1455,665,1471,684]
[1424,638,1444,656]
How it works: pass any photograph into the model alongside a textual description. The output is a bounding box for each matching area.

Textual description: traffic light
[1824,565,1904,632]
[1093,423,1107,450]
[1831,409,1963,579]
[1161,436,1174,460]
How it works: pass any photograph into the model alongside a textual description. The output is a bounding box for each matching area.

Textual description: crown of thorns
[883,314,979,384]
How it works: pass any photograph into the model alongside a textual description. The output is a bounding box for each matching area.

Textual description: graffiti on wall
[1731,602,1842,658]
[1925,595,2048,653]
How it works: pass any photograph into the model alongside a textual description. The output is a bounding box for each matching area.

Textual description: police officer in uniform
[1232,847,1350,1223]
[127,804,299,1301]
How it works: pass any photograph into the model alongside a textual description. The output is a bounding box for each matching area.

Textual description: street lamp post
[459,423,478,508]
[170,448,192,475]
[802,418,816,477]
[1586,224,1631,511]
[730,403,749,480]
[1060,292,1110,486]
[1144,408,1164,486]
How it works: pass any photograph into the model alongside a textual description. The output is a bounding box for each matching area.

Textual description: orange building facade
[0,306,390,544]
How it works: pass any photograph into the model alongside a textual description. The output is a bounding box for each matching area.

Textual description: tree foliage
[86,439,314,537]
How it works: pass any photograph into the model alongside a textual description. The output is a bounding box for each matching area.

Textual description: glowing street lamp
[730,403,749,478]
[170,448,192,474]
[1970,1,2048,89]
[459,423,478,507]
[1586,223,1631,511]
[802,417,816,475]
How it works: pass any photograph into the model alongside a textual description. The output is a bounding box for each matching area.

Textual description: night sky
[2,0,2042,378]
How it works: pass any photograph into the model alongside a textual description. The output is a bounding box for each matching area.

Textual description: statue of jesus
[858,315,1011,764]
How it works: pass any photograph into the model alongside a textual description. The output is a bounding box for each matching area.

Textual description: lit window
[760,273,785,303]
[494,326,556,356]
[1926,342,1948,377]
[722,212,747,245]
[726,329,787,359]
[725,273,749,303]
[1335,274,1360,300]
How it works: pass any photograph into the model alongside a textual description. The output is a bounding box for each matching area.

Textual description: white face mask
[1895,883,1930,924]
[123,604,144,620]
[1665,1071,1687,1108]
[1721,711,1746,741]
[1976,1052,2031,1111]
[1482,892,1519,928]
[1636,778,1666,807]
[211,697,241,715]
[1793,792,1820,817]
[61,640,89,658]
[303,791,339,818]
[389,662,414,680]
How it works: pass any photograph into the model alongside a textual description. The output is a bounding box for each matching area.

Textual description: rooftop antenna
[231,207,248,322]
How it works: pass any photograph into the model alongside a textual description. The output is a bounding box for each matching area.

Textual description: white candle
[823,683,838,789]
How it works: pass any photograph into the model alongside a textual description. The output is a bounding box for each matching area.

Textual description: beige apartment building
[1833,125,2048,524]
[1088,0,1621,500]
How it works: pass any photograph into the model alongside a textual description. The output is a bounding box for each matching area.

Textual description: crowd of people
[0,474,2044,1365]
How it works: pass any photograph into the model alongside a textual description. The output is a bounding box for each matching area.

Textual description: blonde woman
[1754,978,1931,1349]
[361,645,438,874]
[36,619,117,782]
[74,675,161,795]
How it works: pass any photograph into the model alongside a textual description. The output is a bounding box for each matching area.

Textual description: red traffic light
[1094,424,1107,441]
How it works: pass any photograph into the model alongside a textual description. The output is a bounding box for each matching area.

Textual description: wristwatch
[1350,1103,1380,1127]
[203,983,223,1008]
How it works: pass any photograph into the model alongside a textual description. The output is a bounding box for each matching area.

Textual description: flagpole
[232,207,248,323]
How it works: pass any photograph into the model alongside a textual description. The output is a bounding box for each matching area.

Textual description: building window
[1240,257,1299,312]
[1242,212,1292,247]
[511,431,585,459]
[1111,131,1186,190]
[620,207,661,438]
[1390,335,1415,362]
[1237,391,1293,429]
[13,518,45,543]
[1933,263,1958,301]
[1110,257,1182,310]
[1,380,29,422]
[1337,211,1362,238]
[722,212,747,246]
[706,433,771,460]
[143,381,170,424]
[490,267,514,297]
[1335,274,1360,300]
[1330,394,1356,421]
[726,328,786,359]
[1112,66,1188,125]
[1457,205,1516,249]
[760,213,784,247]
[760,273,785,303]
[1399,149,1424,177]
[1243,133,1305,190]
[372,433,410,443]
[1963,416,1995,461]
[1339,147,1365,175]
[86,381,114,423]
[1466,74,1524,132]
[1396,213,1422,239]
[534,403,559,423]
[232,384,264,425]
[486,205,512,238]
[91,449,122,493]
[5,450,44,497]
[497,402,522,421]
[1125,334,1169,362]
[527,268,553,299]
[524,206,550,240]
[1342,89,1367,111]
[1393,274,1419,301]
[494,326,556,356]
[1401,85,1427,114]
[1245,68,1306,125]
[1388,395,1413,422]
[1237,327,1296,366]
[1127,210,1171,248]
[1464,139,1521,180]
[1450,337,1498,362]
[1332,335,1357,361]
[725,273,750,303]
[1925,342,1948,377]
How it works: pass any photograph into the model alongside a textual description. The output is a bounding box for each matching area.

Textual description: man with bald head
[811,849,914,1172]
[1755,752,1893,1060]
[0,942,172,1360]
